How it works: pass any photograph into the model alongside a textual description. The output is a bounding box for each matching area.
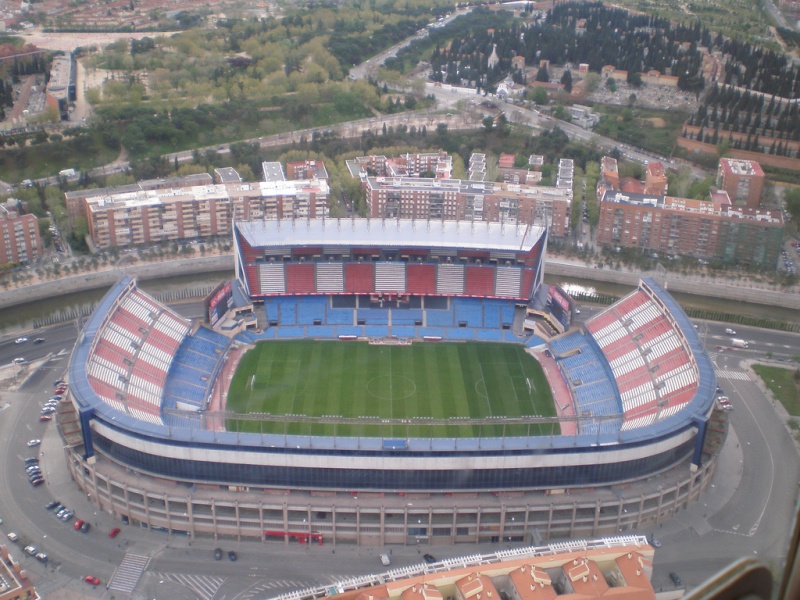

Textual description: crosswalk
[108,553,150,594]
[238,578,317,599]
[155,572,225,600]
[715,369,751,381]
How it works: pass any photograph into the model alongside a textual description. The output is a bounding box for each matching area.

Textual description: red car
[73,519,84,531]
[55,387,67,394]
[84,575,101,585]
[39,415,52,422]
[109,527,121,538]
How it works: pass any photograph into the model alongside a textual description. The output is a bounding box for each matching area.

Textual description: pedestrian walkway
[108,553,150,594]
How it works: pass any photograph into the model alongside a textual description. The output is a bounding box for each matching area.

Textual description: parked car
[7,532,18,542]
[214,548,223,560]
[85,576,101,586]
[35,552,48,563]
[649,536,662,548]
[669,572,683,586]
[45,500,59,510]
[27,439,41,447]
[74,519,85,531]
[24,545,37,556]
[13,357,27,365]
[423,553,437,564]
[81,522,91,533]
[54,379,65,386]
[61,511,73,522]
[109,527,121,538]
[24,457,39,465]
[39,415,52,422]
[228,550,238,561]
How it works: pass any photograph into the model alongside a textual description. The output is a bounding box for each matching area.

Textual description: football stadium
[61,218,720,544]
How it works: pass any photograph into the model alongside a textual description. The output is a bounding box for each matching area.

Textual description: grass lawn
[752,364,800,416]
[227,340,557,438]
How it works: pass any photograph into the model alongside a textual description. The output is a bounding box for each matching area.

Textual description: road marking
[156,572,225,600]
[715,370,751,381]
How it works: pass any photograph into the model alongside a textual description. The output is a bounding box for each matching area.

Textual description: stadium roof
[236,218,546,252]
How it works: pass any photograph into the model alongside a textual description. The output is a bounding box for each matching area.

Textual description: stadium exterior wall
[65,443,718,546]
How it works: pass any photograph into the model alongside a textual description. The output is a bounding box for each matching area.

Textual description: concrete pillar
[187,497,195,541]
[380,506,385,547]
[258,502,264,543]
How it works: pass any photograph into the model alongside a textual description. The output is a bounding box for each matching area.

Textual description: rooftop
[236,218,546,252]
[720,158,764,177]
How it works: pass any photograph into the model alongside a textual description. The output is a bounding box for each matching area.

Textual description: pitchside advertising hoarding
[205,281,233,326]
[547,284,573,330]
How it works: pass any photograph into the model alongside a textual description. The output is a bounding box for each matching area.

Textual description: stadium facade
[61,218,720,544]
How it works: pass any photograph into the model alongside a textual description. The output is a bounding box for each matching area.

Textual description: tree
[531,86,547,104]
[536,65,549,83]
[784,188,800,223]
[560,69,572,93]
[583,73,600,94]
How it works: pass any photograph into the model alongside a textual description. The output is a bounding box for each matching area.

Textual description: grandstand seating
[406,264,436,294]
[285,263,315,294]
[521,269,535,299]
[259,263,286,294]
[297,297,326,325]
[495,266,522,297]
[357,308,390,324]
[374,262,406,292]
[549,332,622,436]
[465,266,495,297]
[326,308,354,325]
[390,309,423,326]
[315,263,345,293]
[87,288,192,425]
[436,264,465,295]
[454,298,483,328]
[345,263,374,293]
[163,327,231,415]
[584,289,699,431]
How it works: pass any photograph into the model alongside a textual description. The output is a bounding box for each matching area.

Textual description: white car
[27,439,41,447]
[24,545,37,556]
[7,532,17,542]
[725,328,736,335]
[380,553,391,566]
[15,337,28,344]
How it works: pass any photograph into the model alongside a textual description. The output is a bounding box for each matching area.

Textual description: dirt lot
[19,29,178,53]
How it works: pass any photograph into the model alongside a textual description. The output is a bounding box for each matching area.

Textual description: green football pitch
[226,340,558,438]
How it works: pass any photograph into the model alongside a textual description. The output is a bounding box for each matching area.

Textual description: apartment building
[82,164,330,250]
[347,152,452,181]
[0,204,41,264]
[66,173,214,224]
[716,158,765,209]
[597,188,783,267]
[364,177,570,236]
